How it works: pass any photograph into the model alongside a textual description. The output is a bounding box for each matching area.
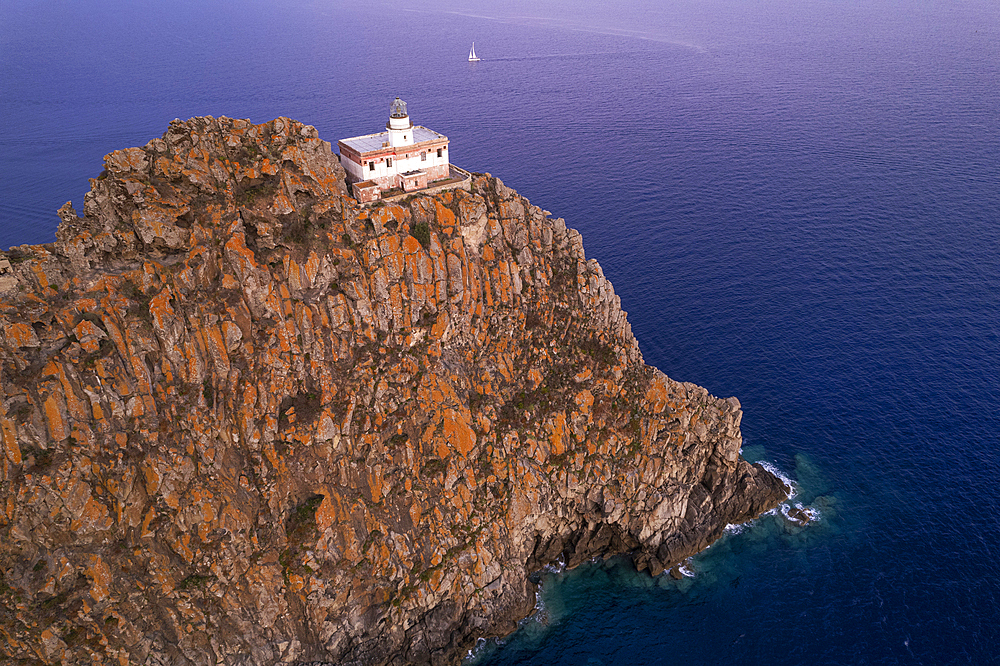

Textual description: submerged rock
[0,116,786,665]
[786,506,812,526]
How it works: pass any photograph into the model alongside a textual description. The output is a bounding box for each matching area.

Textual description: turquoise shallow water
[3,0,1000,663]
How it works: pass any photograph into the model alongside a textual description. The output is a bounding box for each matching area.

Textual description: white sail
[468,42,480,62]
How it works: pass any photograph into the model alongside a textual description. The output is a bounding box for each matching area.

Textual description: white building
[338,98,450,203]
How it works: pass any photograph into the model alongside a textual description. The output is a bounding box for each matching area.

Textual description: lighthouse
[338,97,453,203]
[387,97,414,148]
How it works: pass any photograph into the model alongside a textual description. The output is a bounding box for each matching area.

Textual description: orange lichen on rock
[1,417,20,466]
[5,322,40,349]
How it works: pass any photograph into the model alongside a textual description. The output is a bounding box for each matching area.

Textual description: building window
[369,162,375,171]
[386,158,392,167]
[403,135,407,141]
[421,152,427,161]
[437,148,442,158]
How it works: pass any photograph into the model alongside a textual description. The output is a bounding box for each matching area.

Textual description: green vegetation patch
[122,280,153,324]
[411,221,431,250]
[278,389,322,429]
[286,494,325,545]
[421,457,447,478]
[178,573,214,591]
[387,432,409,448]
[279,494,325,582]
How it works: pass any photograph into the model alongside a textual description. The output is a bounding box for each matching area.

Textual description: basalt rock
[0,116,788,665]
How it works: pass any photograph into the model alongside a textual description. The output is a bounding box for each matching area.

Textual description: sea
[2,0,999,663]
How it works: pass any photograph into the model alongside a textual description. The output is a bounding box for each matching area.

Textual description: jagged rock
[0,116,785,665]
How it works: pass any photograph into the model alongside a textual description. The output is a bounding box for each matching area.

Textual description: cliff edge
[0,117,787,665]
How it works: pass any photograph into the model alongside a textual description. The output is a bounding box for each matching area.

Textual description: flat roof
[339,126,447,154]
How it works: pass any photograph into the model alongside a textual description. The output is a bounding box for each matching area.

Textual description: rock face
[0,117,787,665]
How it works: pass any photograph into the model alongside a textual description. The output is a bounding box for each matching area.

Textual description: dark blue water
[3,0,1000,663]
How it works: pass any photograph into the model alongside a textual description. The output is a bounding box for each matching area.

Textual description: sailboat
[468,42,481,62]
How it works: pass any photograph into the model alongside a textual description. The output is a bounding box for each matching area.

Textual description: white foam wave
[532,588,545,614]
[781,502,821,523]
[678,562,695,578]
[541,555,566,574]
[758,461,797,499]
[465,637,488,660]
[521,584,548,626]
[724,522,746,535]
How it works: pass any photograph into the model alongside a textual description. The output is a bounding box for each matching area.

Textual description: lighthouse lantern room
[387,97,413,147]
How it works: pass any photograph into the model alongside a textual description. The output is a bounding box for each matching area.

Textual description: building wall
[354,166,471,206]
[388,145,448,179]
[341,154,366,183]
[359,163,450,193]
[352,183,380,203]
[422,164,450,181]
[401,171,428,191]
[341,142,450,189]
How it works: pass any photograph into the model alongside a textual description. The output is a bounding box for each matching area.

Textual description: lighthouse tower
[387,97,413,147]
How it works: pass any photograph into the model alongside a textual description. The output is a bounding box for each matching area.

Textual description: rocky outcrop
[0,116,787,666]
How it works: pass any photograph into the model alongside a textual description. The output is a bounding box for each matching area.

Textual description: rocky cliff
[0,117,787,665]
